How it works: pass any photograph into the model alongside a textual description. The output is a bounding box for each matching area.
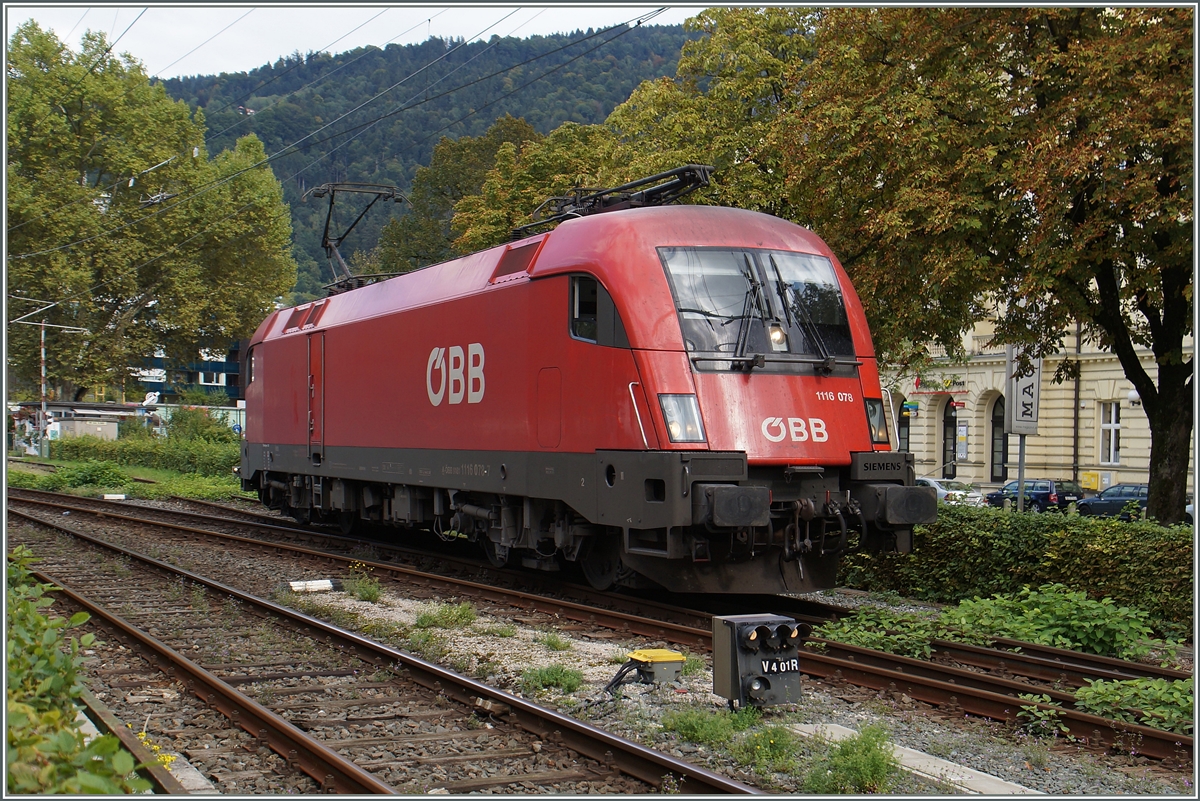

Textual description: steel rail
[11,496,1192,762]
[76,685,190,794]
[801,648,1191,761]
[30,568,397,795]
[985,637,1192,682]
[8,495,712,648]
[930,639,1191,687]
[11,509,762,794]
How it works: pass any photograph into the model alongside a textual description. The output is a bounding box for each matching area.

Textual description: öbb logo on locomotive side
[761,417,829,443]
[426,344,485,406]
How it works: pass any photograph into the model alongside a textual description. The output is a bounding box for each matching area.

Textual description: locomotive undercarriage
[243,445,935,595]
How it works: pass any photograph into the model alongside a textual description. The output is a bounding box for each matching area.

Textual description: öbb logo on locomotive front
[426,344,485,406]
[760,417,829,443]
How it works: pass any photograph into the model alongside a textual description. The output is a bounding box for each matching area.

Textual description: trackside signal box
[712,614,812,708]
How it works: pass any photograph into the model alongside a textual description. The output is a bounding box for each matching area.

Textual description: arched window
[990,396,1008,482]
[941,400,957,479]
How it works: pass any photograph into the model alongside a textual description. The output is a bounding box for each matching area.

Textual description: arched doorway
[990,396,1008,482]
[941,399,957,479]
[895,394,911,452]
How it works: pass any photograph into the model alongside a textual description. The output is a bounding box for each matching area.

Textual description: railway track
[9,512,760,794]
[8,489,1192,764]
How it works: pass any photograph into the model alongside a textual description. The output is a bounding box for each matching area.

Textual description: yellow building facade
[884,325,1195,496]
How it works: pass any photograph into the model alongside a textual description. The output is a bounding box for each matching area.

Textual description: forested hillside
[162,25,692,300]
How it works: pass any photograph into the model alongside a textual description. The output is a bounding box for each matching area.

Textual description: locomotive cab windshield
[659,247,857,372]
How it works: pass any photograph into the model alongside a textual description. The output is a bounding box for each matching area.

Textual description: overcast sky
[6,4,703,80]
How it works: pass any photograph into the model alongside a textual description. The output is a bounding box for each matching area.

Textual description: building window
[199,371,226,386]
[990,396,1008,483]
[1100,401,1121,465]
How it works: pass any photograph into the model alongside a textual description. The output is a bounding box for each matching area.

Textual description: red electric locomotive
[240,167,936,594]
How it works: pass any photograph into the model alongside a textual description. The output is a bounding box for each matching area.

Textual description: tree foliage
[375,115,541,271]
[781,7,1192,521]
[446,7,1192,521]
[6,23,296,399]
[159,25,693,294]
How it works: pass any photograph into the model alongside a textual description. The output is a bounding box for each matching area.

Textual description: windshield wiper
[731,254,771,369]
[770,254,835,374]
[676,307,737,320]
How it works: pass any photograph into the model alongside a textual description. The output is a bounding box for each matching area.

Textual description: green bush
[816,584,1167,663]
[6,545,150,793]
[802,725,900,794]
[813,606,958,660]
[839,504,1192,632]
[1074,678,1193,735]
[51,434,239,478]
[164,405,239,443]
[55,460,130,489]
[942,584,1157,660]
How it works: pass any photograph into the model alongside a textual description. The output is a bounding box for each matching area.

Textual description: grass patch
[521,664,584,694]
[536,631,573,651]
[414,601,476,629]
[476,624,516,638]
[802,725,900,794]
[344,561,382,602]
[660,706,760,745]
[731,725,801,773]
[408,630,450,661]
[7,458,250,501]
[681,652,705,677]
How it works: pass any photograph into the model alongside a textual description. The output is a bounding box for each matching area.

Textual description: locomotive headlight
[768,323,788,352]
[659,394,707,443]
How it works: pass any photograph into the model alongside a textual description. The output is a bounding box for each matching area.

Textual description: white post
[40,320,48,458]
[1016,434,1027,513]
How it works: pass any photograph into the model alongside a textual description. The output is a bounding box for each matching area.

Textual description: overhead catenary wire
[7,8,523,257]
[7,10,657,319]
[8,8,662,262]
[7,8,439,237]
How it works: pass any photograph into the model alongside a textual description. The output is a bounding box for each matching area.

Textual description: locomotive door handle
[628,382,649,449]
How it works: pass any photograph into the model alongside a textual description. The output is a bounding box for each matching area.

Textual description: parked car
[986,479,1086,513]
[1075,484,1149,520]
[1185,502,1193,526]
[916,477,986,507]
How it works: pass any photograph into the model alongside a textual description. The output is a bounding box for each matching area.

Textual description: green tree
[607,7,816,215]
[781,7,1192,522]
[451,122,620,252]
[376,115,541,271]
[6,23,296,400]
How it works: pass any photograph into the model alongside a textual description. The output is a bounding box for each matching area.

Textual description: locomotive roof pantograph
[511,164,714,239]
[303,182,408,296]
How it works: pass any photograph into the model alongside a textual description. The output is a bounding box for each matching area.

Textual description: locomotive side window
[572,277,598,341]
[570,276,629,348]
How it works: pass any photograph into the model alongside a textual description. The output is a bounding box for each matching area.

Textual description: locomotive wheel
[580,535,621,591]
[481,537,509,568]
[337,511,360,536]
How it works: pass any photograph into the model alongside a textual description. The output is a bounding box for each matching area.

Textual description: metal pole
[40,320,48,457]
[1017,434,1027,512]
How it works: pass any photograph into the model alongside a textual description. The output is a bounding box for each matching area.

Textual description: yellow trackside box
[627,649,685,683]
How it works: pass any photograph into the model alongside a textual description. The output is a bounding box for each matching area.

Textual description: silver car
[916,478,986,507]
